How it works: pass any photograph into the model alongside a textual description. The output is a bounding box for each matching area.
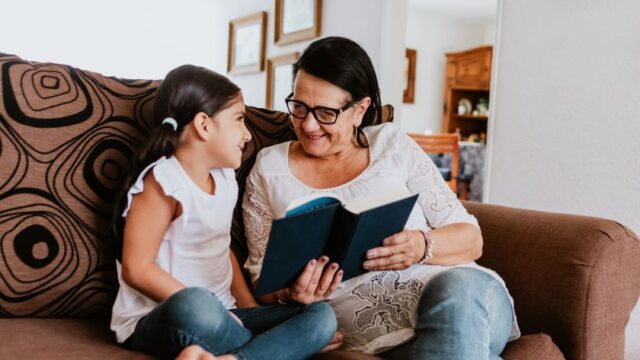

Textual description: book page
[285,192,344,217]
[343,188,413,214]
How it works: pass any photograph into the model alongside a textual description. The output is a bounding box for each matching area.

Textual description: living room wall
[1,0,223,79]
[2,0,408,126]
[212,0,408,117]
[487,0,640,357]
[403,8,492,134]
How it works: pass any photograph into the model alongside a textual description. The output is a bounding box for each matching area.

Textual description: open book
[254,189,419,296]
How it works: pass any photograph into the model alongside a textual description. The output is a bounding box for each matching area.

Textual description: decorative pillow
[0,52,394,318]
[0,53,158,317]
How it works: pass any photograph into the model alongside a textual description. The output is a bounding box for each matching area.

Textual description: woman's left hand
[363,229,425,271]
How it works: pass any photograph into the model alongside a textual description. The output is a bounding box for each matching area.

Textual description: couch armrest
[464,201,640,360]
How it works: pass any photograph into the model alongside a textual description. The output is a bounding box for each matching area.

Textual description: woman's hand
[287,256,343,304]
[363,229,425,271]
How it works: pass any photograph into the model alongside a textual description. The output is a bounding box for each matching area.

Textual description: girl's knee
[306,302,337,340]
[169,287,219,308]
[161,287,226,328]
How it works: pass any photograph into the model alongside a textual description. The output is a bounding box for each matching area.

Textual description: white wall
[218,0,407,113]
[488,0,640,358]
[2,0,407,114]
[403,9,491,134]
[1,0,222,80]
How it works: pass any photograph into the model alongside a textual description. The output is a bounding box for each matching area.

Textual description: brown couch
[0,53,638,360]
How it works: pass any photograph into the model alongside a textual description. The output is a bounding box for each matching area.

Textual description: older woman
[243,36,519,359]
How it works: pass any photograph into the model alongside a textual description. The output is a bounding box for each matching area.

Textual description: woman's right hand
[287,256,343,304]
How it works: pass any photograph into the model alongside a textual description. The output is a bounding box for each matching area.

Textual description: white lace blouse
[243,123,519,354]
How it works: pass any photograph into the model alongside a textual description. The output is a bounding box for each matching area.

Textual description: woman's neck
[289,141,370,189]
[295,141,364,165]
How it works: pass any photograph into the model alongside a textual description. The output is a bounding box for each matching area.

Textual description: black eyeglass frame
[284,93,357,125]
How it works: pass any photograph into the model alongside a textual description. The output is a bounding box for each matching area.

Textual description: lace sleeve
[242,169,275,285]
[403,136,479,229]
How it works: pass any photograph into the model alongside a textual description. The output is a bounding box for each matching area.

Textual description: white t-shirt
[243,123,520,354]
[111,156,237,343]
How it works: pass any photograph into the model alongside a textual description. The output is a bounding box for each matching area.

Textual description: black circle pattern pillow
[0,53,159,317]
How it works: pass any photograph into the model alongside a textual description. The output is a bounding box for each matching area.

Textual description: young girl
[110,65,337,360]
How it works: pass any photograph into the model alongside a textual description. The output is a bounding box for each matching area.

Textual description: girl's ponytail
[111,65,240,261]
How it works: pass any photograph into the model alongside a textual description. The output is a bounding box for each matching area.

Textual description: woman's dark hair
[111,65,241,261]
[292,36,382,147]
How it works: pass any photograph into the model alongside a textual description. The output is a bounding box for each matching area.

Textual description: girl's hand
[319,330,344,353]
[287,256,343,304]
[363,229,425,271]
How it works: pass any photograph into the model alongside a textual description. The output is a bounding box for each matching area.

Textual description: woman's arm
[422,222,482,264]
[364,223,482,271]
[121,173,186,303]
[365,130,483,271]
[229,251,259,308]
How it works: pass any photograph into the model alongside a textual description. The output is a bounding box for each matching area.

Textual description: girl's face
[207,96,251,169]
[289,70,369,158]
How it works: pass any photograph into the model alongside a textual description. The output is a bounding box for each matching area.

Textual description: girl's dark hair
[111,65,240,261]
[292,36,382,147]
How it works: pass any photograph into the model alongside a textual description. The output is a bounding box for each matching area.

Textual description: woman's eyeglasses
[285,94,356,125]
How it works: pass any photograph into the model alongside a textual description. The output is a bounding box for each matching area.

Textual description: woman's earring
[353,126,359,140]
[288,119,294,130]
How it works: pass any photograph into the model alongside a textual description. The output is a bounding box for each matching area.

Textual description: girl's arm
[121,172,186,302]
[229,251,259,308]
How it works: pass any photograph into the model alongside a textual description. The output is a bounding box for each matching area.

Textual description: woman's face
[289,70,369,158]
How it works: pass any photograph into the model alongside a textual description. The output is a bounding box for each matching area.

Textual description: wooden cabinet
[442,46,493,139]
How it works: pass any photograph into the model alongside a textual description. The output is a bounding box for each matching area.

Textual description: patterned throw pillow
[0,52,394,318]
[0,53,159,317]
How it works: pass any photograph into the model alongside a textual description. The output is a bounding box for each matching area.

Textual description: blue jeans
[126,287,337,360]
[381,268,514,360]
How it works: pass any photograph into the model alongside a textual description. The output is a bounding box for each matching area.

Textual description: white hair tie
[162,117,178,131]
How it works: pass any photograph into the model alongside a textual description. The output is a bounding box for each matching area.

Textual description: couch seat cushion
[502,333,565,360]
[0,318,151,359]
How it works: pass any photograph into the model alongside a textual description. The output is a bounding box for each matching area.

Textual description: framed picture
[275,0,322,45]
[403,48,417,103]
[266,52,300,111]
[228,12,267,74]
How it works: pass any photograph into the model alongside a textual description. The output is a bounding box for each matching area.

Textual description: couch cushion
[0,318,151,359]
[502,334,565,360]
[0,53,159,317]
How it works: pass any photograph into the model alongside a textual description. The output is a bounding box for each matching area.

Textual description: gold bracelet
[274,289,287,305]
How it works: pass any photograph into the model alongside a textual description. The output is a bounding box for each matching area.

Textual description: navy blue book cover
[255,193,419,296]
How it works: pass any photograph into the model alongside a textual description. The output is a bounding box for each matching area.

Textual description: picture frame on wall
[228,12,267,74]
[275,0,322,45]
[266,52,300,111]
[403,48,417,103]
